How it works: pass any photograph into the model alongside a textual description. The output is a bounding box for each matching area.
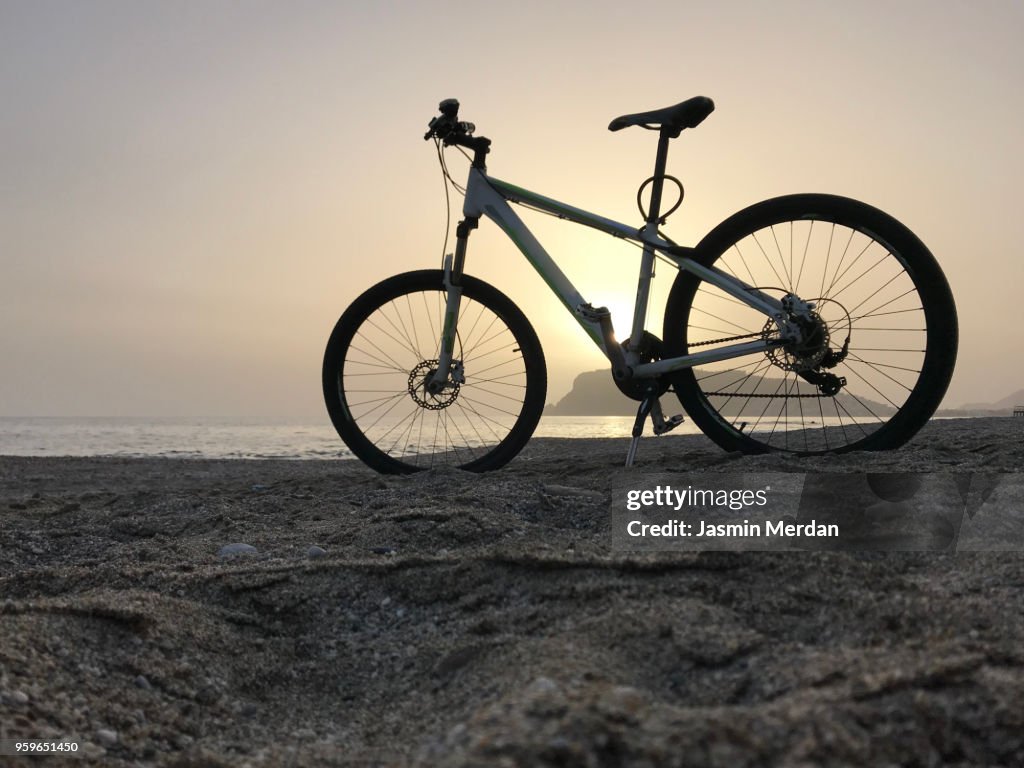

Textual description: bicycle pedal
[649,396,683,436]
[653,413,685,436]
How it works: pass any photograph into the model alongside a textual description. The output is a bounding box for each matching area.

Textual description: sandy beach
[2,416,1023,766]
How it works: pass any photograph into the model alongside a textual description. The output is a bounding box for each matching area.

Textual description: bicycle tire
[663,194,957,454]
[323,270,546,473]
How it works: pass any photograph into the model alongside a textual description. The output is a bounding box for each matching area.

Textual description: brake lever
[424,117,440,140]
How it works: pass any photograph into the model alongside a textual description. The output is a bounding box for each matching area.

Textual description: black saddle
[608,96,714,137]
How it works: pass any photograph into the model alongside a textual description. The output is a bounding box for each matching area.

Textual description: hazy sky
[2,0,1022,420]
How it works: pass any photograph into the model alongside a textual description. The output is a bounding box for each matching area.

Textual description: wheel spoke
[822,236,872,300]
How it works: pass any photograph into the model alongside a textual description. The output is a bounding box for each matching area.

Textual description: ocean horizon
[0,413,979,461]
[0,415,694,460]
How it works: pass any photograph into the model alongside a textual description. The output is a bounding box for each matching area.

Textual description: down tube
[475,194,611,356]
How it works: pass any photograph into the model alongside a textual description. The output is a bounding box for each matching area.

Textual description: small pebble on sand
[96,729,118,748]
[218,543,257,558]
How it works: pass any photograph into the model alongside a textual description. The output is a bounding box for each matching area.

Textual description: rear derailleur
[768,299,851,396]
[797,367,846,396]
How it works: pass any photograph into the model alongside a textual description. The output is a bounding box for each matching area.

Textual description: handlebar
[424,98,464,140]
[424,98,491,166]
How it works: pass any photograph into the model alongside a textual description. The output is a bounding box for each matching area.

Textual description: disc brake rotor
[408,360,460,409]
[762,312,830,372]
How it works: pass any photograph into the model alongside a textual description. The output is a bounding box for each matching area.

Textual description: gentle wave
[0,416,672,460]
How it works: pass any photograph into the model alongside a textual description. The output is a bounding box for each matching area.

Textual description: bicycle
[323,97,958,473]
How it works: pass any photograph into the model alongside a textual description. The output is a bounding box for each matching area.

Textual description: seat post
[645,129,673,227]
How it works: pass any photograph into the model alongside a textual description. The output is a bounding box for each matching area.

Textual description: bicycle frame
[438,164,791,387]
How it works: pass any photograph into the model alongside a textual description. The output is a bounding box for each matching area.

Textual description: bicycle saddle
[608,96,715,137]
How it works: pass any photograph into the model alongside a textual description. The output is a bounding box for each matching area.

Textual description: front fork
[428,218,477,394]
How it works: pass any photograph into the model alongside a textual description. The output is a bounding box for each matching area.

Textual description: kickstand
[625,392,655,468]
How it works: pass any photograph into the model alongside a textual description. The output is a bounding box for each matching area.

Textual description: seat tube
[629,130,672,349]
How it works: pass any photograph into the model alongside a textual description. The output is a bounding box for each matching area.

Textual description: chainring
[615,331,671,401]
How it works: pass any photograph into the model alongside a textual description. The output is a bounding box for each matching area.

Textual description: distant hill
[956,388,1024,413]
[546,369,894,418]
[545,370,636,416]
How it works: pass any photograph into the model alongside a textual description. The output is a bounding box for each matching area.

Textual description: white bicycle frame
[435,165,795,388]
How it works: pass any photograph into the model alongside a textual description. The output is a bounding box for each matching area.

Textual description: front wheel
[664,194,957,454]
[323,270,546,473]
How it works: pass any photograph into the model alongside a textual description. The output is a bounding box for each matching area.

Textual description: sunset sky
[2,1,1022,420]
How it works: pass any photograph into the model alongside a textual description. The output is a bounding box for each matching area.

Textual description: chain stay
[692,331,844,399]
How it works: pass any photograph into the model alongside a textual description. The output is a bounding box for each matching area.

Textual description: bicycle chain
[690,331,839,399]
[703,390,836,399]
[687,331,763,348]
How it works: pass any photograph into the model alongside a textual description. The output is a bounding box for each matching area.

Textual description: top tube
[486,176,652,244]
[475,171,784,321]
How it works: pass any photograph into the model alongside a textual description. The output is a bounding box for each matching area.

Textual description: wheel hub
[407,360,460,410]
[763,311,830,372]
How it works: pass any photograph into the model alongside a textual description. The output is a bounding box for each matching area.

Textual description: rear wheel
[323,270,546,473]
[664,194,957,453]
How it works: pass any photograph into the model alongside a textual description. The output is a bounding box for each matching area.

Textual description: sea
[0,416,698,460]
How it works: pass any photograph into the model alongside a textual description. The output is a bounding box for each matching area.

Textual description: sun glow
[603,297,637,340]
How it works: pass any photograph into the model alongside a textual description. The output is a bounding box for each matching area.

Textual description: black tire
[323,270,546,473]
[663,194,957,453]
